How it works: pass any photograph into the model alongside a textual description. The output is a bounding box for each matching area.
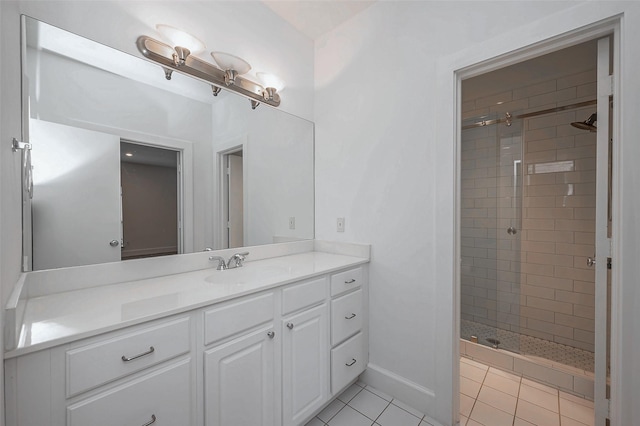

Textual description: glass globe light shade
[156,24,205,54]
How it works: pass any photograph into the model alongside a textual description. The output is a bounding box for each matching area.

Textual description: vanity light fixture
[257,72,285,101]
[211,52,251,86]
[156,24,205,67]
[137,27,282,108]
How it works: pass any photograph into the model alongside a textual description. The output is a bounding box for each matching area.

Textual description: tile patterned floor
[461,320,595,372]
[306,357,595,426]
[306,381,435,426]
[460,357,595,426]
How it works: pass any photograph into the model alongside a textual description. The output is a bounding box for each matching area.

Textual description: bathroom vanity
[4,241,370,426]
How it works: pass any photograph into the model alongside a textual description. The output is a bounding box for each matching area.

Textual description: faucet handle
[229,252,249,268]
[209,255,228,270]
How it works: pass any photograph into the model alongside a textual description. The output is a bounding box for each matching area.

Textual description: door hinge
[609,75,614,96]
[607,257,612,270]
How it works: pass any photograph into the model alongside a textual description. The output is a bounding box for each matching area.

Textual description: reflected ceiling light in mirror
[211,52,251,86]
[156,24,205,67]
[257,72,285,101]
[211,85,222,97]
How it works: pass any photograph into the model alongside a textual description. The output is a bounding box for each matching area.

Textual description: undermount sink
[204,265,289,284]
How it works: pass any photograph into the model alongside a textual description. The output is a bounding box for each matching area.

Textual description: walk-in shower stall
[459,70,599,396]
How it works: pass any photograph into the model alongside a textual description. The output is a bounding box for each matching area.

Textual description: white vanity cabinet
[329,267,367,395]
[281,277,329,426]
[4,315,196,426]
[5,259,369,426]
[203,292,277,426]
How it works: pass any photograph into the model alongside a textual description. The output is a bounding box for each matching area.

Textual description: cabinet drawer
[330,267,362,297]
[282,277,327,315]
[331,332,365,395]
[204,292,274,345]
[67,358,192,426]
[66,317,190,397]
[331,289,363,346]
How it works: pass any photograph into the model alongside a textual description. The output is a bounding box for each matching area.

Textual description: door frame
[120,139,185,257]
[446,15,622,426]
[214,137,247,250]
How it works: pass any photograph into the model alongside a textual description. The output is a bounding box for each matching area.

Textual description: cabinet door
[204,326,276,426]
[282,303,329,426]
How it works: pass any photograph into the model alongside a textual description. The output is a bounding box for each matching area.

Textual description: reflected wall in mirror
[23,16,314,271]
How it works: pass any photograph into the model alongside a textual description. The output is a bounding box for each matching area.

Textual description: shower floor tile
[461,319,594,372]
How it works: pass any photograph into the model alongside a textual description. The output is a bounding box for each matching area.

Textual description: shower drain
[485,338,500,349]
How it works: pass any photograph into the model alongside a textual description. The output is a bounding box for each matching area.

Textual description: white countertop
[7,251,368,358]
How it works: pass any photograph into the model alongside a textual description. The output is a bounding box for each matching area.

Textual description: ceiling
[261,0,376,40]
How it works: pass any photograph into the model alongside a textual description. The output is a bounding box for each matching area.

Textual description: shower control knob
[507,227,517,235]
[587,257,596,267]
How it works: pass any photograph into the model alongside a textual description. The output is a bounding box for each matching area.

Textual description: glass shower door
[460,112,523,354]
[494,113,523,353]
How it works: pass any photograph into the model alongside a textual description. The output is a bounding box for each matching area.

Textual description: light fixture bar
[136,36,280,107]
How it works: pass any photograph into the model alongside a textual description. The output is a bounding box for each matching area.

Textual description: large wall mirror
[22,16,314,271]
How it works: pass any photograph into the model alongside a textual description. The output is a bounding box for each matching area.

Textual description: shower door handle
[507,227,517,235]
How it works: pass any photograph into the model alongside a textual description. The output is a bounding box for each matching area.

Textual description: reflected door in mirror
[30,119,122,269]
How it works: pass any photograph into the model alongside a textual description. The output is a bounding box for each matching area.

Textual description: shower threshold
[460,319,595,399]
[461,319,594,371]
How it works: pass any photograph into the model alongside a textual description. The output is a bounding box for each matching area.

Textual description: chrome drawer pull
[345,358,357,367]
[121,346,155,362]
[142,414,157,426]
[345,313,357,320]
[344,279,356,284]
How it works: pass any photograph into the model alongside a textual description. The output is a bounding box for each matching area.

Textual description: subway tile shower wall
[461,69,597,353]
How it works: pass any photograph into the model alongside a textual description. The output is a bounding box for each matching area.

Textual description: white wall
[0,2,22,422]
[315,1,640,425]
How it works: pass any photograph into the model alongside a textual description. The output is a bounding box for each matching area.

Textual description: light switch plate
[289,217,295,230]
[337,217,345,232]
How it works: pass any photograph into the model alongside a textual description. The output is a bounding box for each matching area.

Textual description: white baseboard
[360,363,444,426]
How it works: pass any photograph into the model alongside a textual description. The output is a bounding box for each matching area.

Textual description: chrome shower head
[571,113,597,132]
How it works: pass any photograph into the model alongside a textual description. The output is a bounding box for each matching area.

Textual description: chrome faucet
[209,256,228,270]
[209,252,249,270]
[226,252,249,269]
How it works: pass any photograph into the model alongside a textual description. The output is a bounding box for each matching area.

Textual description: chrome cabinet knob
[109,239,120,247]
[286,322,294,330]
[267,331,275,339]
